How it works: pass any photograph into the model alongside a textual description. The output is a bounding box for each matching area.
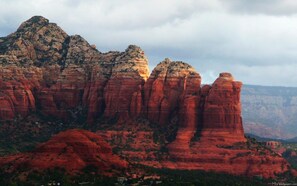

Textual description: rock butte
[0,16,291,178]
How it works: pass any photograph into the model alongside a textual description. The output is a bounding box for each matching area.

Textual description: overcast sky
[1,0,297,86]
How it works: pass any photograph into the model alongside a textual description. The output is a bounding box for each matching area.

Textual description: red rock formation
[165,73,248,176]
[0,129,128,174]
[0,93,15,120]
[0,16,68,120]
[0,65,42,120]
[82,45,149,123]
[157,73,288,179]
[82,64,111,123]
[2,16,68,65]
[36,34,103,119]
[0,17,150,122]
[38,64,87,119]
[144,58,201,126]
[103,45,149,122]
[0,16,292,179]
[161,144,289,178]
[199,72,245,144]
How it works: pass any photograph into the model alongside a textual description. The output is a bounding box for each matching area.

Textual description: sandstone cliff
[0,16,149,123]
[198,72,245,144]
[0,16,291,179]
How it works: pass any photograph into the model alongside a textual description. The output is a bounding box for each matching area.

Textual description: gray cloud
[1,0,297,86]
[224,0,297,15]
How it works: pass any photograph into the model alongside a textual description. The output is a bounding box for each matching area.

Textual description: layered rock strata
[198,72,245,144]
[0,16,291,178]
[0,16,149,122]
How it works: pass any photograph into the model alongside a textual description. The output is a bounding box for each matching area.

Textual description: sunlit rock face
[103,45,149,122]
[143,58,201,126]
[0,16,150,122]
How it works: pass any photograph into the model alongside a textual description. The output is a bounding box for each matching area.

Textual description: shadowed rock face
[198,72,245,143]
[166,72,246,163]
[0,16,290,178]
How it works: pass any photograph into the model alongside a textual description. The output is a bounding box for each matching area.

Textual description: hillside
[242,84,297,139]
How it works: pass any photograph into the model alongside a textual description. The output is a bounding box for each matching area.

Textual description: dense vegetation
[282,143,297,170]
[0,113,90,156]
[146,168,268,186]
[0,167,117,186]
[0,166,271,186]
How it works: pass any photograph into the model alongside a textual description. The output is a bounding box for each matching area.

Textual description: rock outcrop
[0,129,128,174]
[0,65,42,121]
[0,16,68,65]
[0,16,149,122]
[162,143,289,178]
[198,72,245,144]
[144,59,202,152]
[144,58,201,126]
[0,16,291,179]
[103,45,149,122]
